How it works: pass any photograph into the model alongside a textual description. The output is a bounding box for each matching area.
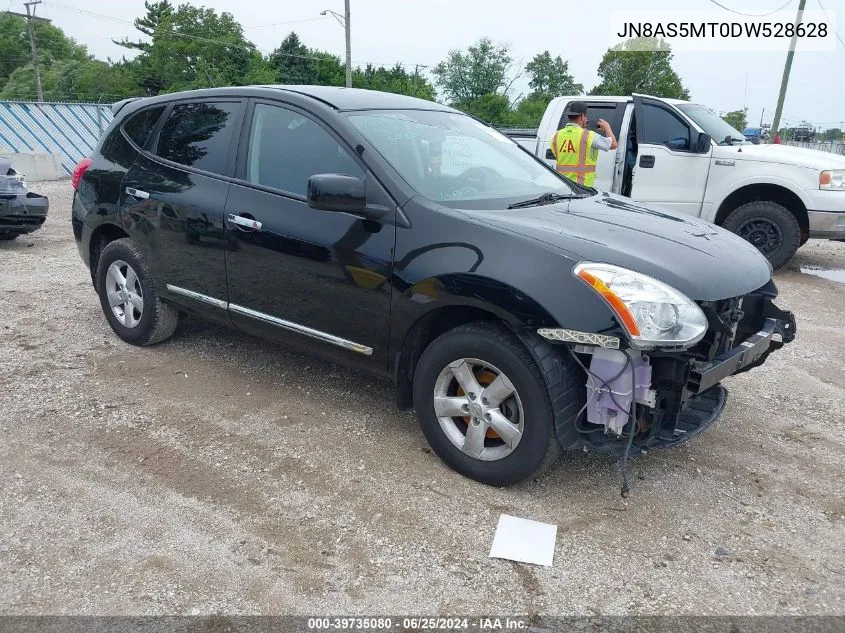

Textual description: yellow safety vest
[550,124,598,187]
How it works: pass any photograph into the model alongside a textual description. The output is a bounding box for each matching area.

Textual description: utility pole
[321,3,352,88]
[24,0,44,103]
[344,0,351,88]
[760,107,765,127]
[770,0,807,142]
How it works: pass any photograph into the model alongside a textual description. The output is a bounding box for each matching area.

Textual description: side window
[558,103,623,138]
[639,103,690,151]
[155,101,240,175]
[245,103,363,196]
[122,106,165,148]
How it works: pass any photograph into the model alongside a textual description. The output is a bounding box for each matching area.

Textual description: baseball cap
[564,101,588,116]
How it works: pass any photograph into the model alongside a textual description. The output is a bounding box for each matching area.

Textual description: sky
[19,0,845,130]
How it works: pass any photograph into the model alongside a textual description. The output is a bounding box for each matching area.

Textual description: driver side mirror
[695,132,712,153]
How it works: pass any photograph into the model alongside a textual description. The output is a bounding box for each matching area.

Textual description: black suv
[72,86,795,487]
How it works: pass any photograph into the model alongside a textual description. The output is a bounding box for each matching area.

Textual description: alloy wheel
[432,358,524,461]
[106,260,144,328]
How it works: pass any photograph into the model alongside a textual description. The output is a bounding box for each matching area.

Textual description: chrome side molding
[166,284,228,309]
[165,284,373,356]
[229,303,373,356]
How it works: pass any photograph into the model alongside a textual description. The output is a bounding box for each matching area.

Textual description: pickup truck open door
[630,94,712,217]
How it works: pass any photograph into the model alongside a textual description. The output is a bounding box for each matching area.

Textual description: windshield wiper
[507,192,571,209]
[721,136,745,146]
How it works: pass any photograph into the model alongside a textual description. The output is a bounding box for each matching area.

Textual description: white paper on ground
[488,514,557,567]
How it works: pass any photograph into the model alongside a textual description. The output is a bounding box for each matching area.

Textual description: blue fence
[0,101,113,175]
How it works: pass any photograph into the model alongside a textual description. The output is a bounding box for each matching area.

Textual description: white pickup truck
[510,94,845,269]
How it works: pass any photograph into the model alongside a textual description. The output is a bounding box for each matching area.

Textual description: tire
[0,233,19,241]
[95,238,178,346]
[412,322,580,486]
[722,201,800,270]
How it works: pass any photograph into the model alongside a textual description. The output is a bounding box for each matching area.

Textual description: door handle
[639,155,655,168]
[227,214,262,231]
[125,187,150,200]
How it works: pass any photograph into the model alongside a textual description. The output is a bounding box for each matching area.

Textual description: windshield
[347,110,577,207]
[676,103,748,145]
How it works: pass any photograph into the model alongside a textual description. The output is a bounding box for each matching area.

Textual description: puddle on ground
[800,267,845,284]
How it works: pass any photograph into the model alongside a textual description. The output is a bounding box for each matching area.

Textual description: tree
[822,127,843,141]
[454,93,513,126]
[268,32,346,87]
[116,2,257,94]
[590,38,690,99]
[722,109,747,132]
[353,63,434,100]
[0,12,89,93]
[270,32,318,84]
[525,51,582,99]
[432,37,517,104]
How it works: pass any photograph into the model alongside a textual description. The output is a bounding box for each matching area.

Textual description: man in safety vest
[550,101,618,187]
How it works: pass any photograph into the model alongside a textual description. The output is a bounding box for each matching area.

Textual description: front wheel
[723,201,800,270]
[412,322,571,486]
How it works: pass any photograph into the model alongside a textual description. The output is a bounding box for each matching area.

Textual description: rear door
[223,99,395,370]
[630,95,711,215]
[119,99,245,325]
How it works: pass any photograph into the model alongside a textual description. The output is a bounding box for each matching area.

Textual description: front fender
[707,173,816,223]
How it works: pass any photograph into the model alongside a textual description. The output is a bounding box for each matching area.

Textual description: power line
[45,1,433,69]
[816,0,845,48]
[245,16,332,29]
[705,0,794,17]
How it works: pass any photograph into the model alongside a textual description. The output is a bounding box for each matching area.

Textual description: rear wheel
[412,322,571,486]
[95,238,178,346]
[723,201,800,270]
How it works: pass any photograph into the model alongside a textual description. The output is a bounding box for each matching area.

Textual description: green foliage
[822,127,843,141]
[590,38,690,100]
[722,109,748,132]
[115,2,257,94]
[0,58,134,101]
[432,38,515,104]
[0,12,90,97]
[511,95,551,127]
[525,51,583,100]
[353,63,434,100]
[454,93,513,126]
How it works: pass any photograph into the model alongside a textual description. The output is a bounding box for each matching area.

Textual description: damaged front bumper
[561,290,796,457]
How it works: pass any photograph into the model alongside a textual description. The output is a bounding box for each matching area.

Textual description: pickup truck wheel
[723,201,800,270]
[412,322,562,486]
[0,233,19,241]
[95,238,178,346]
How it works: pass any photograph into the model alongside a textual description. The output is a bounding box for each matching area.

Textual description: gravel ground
[1,180,844,616]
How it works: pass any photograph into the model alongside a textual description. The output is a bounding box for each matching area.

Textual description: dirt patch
[1,180,843,615]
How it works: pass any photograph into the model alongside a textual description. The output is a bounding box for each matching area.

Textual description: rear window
[154,101,240,175]
[122,106,165,148]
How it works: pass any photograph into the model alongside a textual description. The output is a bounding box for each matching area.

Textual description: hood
[714,143,845,169]
[460,193,772,302]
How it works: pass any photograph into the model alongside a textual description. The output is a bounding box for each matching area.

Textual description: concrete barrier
[0,151,64,181]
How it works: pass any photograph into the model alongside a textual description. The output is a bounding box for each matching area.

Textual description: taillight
[72,157,93,190]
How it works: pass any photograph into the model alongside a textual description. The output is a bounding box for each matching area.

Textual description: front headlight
[820,169,845,190]
[574,263,708,349]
